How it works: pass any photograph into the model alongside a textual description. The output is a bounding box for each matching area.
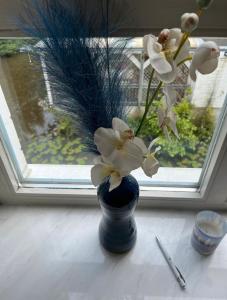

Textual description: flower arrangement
[22,0,221,253]
[91,0,220,191]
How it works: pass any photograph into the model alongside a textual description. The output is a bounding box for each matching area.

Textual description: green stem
[135,81,163,136]
[173,32,189,60]
[177,56,192,67]
[145,68,155,109]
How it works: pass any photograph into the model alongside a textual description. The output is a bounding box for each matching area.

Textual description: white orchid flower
[189,41,220,81]
[94,118,144,172]
[181,13,199,33]
[91,157,130,191]
[142,138,160,177]
[157,86,179,140]
[144,28,190,83]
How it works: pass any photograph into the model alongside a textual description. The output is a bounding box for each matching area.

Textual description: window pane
[0,39,93,165]
[0,38,226,188]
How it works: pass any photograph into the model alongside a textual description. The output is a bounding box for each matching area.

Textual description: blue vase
[97,175,139,253]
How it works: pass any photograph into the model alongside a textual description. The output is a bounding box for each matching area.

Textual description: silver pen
[155,236,186,289]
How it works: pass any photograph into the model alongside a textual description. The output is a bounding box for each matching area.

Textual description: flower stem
[135,81,163,136]
[177,56,192,67]
[145,68,155,109]
[173,32,189,60]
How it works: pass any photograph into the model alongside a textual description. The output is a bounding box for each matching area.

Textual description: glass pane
[0,38,226,187]
[0,39,93,165]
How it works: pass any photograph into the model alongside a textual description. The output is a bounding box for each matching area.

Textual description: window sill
[0,206,227,299]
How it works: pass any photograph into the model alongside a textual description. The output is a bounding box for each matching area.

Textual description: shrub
[128,97,215,168]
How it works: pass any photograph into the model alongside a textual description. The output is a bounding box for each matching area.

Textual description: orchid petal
[129,106,145,119]
[94,128,119,157]
[189,64,197,81]
[181,13,199,33]
[167,28,190,64]
[93,155,103,164]
[148,137,160,152]
[143,34,156,57]
[151,53,173,75]
[168,111,179,138]
[133,137,148,155]
[155,60,177,83]
[163,86,177,108]
[109,173,122,191]
[189,41,219,80]
[175,39,190,65]
[146,35,172,74]
[112,117,129,132]
[169,28,182,44]
[197,57,219,75]
[142,155,159,177]
[91,164,109,186]
[107,141,144,172]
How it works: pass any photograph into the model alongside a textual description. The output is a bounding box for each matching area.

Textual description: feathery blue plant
[23,0,130,153]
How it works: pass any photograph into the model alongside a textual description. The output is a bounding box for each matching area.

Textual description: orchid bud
[181,13,199,33]
[189,41,220,81]
[129,106,145,120]
[196,0,214,9]
[158,29,170,45]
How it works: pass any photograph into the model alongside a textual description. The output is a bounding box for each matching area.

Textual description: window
[0,37,227,207]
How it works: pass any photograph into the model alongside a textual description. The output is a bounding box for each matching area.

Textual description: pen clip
[175,265,186,284]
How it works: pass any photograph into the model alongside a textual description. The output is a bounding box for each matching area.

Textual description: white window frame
[0,41,227,208]
[0,86,227,208]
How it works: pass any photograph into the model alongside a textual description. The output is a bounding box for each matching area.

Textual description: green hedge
[128,97,215,168]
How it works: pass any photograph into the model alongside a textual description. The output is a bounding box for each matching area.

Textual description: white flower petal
[142,155,159,177]
[109,173,122,191]
[133,137,148,155]
[175,39,190,65]
[151,53,173,75]
[145,35,172,74]
[189,41,219,80]
[94,127,119,157]
[107,141,144,172]
[197,57,219,75]
[93,155,103,164]
[112,117,129,132]
[168,111,179,139]
[164,85,177,108]
[148,137,160,152]
[91,164,110,186]
[129,106,145,120]
[189,64,197,81]
[169,28,182,44]
[181,13,199,33]
[143,34,156,57]
[155,61,177,83]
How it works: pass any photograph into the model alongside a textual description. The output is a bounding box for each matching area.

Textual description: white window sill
[0,206,227,300]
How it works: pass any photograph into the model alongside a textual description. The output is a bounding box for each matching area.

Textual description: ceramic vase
[97,175,139,253]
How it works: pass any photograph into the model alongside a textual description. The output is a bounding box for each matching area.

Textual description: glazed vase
[97,175,139,253]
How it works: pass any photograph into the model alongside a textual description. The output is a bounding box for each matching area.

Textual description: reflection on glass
[0,38,226,168]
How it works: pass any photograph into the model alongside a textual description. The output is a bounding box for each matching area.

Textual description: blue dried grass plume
[23,0,130,153]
